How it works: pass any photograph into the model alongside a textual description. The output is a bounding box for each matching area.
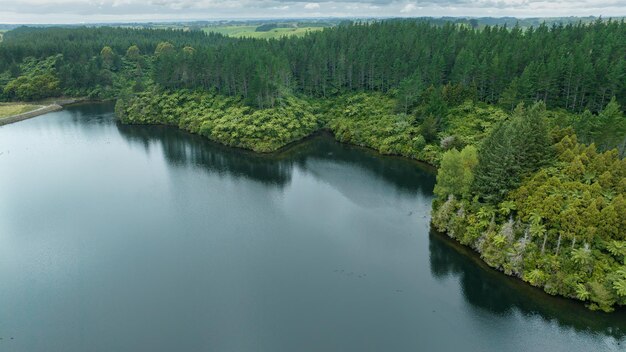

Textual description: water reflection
[429,229,626,340]
[116,122,293,187]
[115,120,435,197]
[58,102,626,346]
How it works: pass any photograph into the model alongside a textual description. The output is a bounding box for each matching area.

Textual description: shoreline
[1,99,620,312]
[126,117,623,313]
[122,122,440,171]
[0,98,87,127]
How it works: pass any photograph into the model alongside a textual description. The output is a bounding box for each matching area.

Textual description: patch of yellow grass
[203,26,325,39]
[0,104,41,119]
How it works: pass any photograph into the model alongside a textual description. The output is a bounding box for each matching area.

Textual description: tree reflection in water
[429,229,626,340]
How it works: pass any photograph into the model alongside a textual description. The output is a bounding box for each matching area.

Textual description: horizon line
[1,14,624,26]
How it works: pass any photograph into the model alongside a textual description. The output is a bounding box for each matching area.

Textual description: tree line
[0,19,624,112]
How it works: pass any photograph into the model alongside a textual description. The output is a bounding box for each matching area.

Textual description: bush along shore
[115,89,319,153]
[431,102,626,312]
[116,87,513,164]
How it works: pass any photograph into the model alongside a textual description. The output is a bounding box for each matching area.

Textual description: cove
[0,102,625,351]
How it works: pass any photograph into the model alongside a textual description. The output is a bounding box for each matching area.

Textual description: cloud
[400,3,417,13]
[0,0,624,23]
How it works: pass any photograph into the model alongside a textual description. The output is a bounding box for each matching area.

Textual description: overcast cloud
[0,0,624,24]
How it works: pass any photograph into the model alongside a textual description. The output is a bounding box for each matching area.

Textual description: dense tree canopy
[116,89,319,152]
[472,103,554,203]
[432,104,626,312]
[1,19,624,112]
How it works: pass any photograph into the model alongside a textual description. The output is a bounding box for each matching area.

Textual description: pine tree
[595,97,626,154]
[472,103,553,203]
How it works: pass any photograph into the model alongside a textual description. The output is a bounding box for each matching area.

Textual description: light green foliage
[325,93,433,161]
[100,46,115,68]
[571,246,592,266]
[525,269,547,287]
[607,241,626,263]
[326,93,505,165]
[613,268,626,297]
[575,283,590,301]
[2,56,61,101]
[116,89,508,166]
[433,133,626,311]
[126,45,141,60]
[117,89,319,152]
[3,74,60,101]
[154,42,174,56]
[445,102,509,146]
[434,146,478,200]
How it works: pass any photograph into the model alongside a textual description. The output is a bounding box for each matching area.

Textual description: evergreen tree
[472,103,553,203]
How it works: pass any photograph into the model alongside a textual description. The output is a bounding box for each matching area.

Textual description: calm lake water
[1,103,625,351]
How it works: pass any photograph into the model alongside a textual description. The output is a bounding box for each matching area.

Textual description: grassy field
[203,26,325,39]
[0,104,41,119]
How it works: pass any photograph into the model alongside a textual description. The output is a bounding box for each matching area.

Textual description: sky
[0,0,624,24]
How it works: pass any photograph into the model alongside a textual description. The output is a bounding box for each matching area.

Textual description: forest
[0,18,624,310]
[1,19,624,111]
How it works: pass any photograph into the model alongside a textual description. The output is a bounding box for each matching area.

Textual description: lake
[1,102,624,351]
